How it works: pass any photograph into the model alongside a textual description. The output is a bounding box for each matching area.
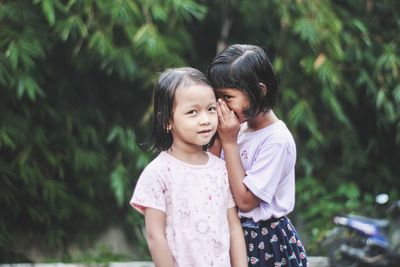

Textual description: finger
[229,110,238,122]
[218,99,230,115]
[216,101,225,125]
[231,110,239,123]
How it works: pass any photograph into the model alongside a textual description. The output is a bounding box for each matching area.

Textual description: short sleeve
[130,167,167,214]
[243,143,289,204]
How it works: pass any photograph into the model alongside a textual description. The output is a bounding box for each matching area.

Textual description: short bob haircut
[152,67,212,152]
[207,44,278,118]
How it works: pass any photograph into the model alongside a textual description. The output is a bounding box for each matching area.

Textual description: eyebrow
[184,101,216,108]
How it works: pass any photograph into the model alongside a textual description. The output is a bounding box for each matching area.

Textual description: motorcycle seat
[347,214,389,228]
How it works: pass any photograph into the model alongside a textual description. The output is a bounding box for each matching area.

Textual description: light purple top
[131,151,236,267]
[227,120,296,222]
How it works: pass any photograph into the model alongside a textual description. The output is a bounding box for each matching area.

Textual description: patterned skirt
[241,216,309,267]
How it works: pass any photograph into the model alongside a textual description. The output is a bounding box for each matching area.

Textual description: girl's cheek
[213,115,219,124]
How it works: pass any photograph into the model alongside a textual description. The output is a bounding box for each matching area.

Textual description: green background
[1,0,399,262]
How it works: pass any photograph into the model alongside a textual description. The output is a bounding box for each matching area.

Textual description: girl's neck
[246,110,279,131]
[167,144,208,165]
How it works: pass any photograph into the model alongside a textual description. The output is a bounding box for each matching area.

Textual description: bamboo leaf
[322,88,350,126]
[107,126,124,143]
[16,75,45,100]
[393,84,400,102]
[170,0,207,20]
[110,163,128,207]
[376,89,385,108]
[42,0,56,25]
[294,18,319,46]
[5,42,19,70]
[88,31,114,57]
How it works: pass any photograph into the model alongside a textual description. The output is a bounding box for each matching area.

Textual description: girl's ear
[259,83,267,97]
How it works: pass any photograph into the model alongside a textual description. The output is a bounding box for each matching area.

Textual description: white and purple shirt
[233,120,297,222]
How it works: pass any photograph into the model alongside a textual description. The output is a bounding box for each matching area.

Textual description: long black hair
[207,44,278,118]
[152,67,211,152]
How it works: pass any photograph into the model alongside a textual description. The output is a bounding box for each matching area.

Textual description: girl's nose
[199,112,211,125]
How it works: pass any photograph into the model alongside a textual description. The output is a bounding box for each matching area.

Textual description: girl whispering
[130,67,247,267]
[208,45,309,267]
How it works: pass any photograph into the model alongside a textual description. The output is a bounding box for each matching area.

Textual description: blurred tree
[193,0,400,253]
[1,0,399,260]
[0,0,207,261]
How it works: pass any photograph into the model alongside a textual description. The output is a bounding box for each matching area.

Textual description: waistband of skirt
[240,216,285,227]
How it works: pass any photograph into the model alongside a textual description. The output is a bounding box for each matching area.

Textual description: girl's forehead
[176,84,213,94]
[174,84,215,104]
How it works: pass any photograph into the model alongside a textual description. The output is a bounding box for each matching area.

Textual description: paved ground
[0,257,329,267]
[309,256,329,267]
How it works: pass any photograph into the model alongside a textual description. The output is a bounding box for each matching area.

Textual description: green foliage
[1,0,399,261]
[195,0,400,255]
[294,176,371,253]
[0,0,207,261]
[53,244,132,263]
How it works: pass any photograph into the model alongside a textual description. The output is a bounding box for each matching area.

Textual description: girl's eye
[223,95,232,100]
[209,106,217,112]
[187,110,198,115]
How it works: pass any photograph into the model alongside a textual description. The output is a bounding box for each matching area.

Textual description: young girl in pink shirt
[130,67,247,267]
[208,44,309,267]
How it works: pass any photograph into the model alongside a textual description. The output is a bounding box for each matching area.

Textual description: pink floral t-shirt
[130,151,236,267]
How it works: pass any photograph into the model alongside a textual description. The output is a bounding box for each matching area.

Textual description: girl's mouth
[198,129,212,134]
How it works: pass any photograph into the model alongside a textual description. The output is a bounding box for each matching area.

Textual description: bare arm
[217,99,260,211]
[223,142,260,211]
[228,207,248,267]
[144,208,175,267]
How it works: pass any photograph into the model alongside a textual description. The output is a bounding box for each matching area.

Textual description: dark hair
[207,44,278,118]
[152,67,211,152]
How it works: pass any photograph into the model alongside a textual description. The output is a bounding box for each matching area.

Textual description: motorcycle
[323,194,400,267]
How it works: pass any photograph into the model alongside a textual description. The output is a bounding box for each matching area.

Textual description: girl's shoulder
[140,152,168,176]
[241,120,293,142]
[206,151,225,165]
[265,121,295,144]
[239,121,296,158]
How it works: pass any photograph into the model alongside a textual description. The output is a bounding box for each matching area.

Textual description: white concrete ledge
[0,263,154,267]
[1,257,328,267]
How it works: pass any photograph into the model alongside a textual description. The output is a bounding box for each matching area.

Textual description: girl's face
[169,84,218,150]
[215,87,251,123]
